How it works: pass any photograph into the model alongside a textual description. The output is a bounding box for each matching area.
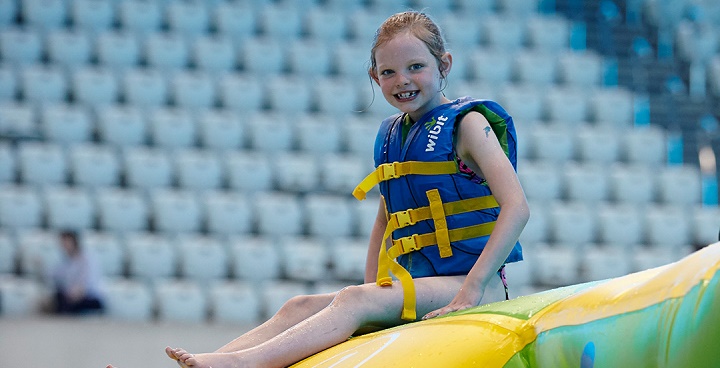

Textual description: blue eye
[409,64,423,71]
[380,69,394,77]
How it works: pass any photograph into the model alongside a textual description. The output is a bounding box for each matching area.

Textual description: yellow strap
[387,222,497,259]
[352,161,458,200]
[387,195,498,231]
[426,189,452,258]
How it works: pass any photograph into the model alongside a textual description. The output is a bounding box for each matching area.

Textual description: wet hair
[368,11,448,80]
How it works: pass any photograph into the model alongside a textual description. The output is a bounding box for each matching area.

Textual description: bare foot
[165,347,192,368]
[180,352,249,368]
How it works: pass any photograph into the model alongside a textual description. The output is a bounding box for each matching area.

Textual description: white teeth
[397,91,416,99]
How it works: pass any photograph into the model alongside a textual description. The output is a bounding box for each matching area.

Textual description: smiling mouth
[395,91,418,101]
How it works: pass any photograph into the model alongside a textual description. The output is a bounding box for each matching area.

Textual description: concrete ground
[0,316,255,368]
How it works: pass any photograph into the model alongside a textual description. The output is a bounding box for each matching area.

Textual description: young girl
[162,11,529,368]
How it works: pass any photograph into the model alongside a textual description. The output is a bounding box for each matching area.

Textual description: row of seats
[0,186,380,236]
[0,11,573,67]
[0,122,670,189]
[0,180,716,250]
[0,238,704,322]
[0,47,612,111]
[0,275,350,323]
[0,230,370,283]
[1,0,554,46]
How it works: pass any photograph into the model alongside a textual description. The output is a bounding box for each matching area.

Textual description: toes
[166,347,179,360]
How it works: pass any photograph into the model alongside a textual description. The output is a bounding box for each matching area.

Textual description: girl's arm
[364,197,388,283]
[424,111,529,319]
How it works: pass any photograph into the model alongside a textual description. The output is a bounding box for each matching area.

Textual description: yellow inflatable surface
[293,242,720,367]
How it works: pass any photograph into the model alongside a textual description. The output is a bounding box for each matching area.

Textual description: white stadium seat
[319,153,369,195]
[192,34,237,74]
[96,30,141,70]
[328,237,367,282]
[0,184,43,229]
[71,66,120,107]
[353,194,381,237]
[81,231,125,277]
[287,39,332,76]
[693,206,720,246]
[96,187,149,233]
[531,243,579,287]
[483,15,526,51]
[228,236,282,281]
[273,152,319,193]
[657,165,701,207]
[125,232,177,280]
[266,75,312,113]
[170,71,217,109]
[218,73,264,113]
[69,143,121,188]
[43,185,95,230]
[609,163,657,205]
[212,1,257,41]
[295,114,342,154]
[0,231,16,273]
[313,77,360,116]
[247,112,294,152]
[621,126,666,168]
[305,194,354,238]
[529,124,575,162]
[240,37,285,75]
[103,278,154,321]
[549,201,597,245]
[589,87,634,127]
[519,201,549,243]
[166,1,210,39]
[20,64,68,105]
[18,141,68,186]
[197,109,245,151]
[0,141,15,183]
[21,0,67,30]
[40,103,93,144]
[563,162,609,203]
[123,146,174,190]
[0,276,43,316]
[150,189,203,234]
[254,192,304,236]
[147,107,197,148]
[277,236,329,282]
[575,125,621,164]
[517,160,563,201]
[0,63,17,101]
[202,190,253,236]
[209,281,262,324]
[525,15,569,52]
[0,28,42,65]
[17,229,62,277]
[46,29,92,70]
[144,32,190,71]
[644,205,692,248]
[597,203,645,246]
[544,86,589,124]
[304,8,348,45]
[122,68,169,109]
[258,3,303,40]
[96,104,148,146]
[0,101,38,137]
[118,0,163,36]
[513,50,558,86]
[71,0,115,33]
[224,150,274,192]
[579,244,633,282]
[498,84,544,122]
[557,50,603,88]
[174,148,224,191]
[177,234,229,283]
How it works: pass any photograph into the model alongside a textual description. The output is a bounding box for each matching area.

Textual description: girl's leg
[214,292,337,353]
[166,292,336,362]
[171,275,500,368]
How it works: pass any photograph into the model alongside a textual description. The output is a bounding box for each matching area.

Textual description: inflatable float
[292,242,720,367]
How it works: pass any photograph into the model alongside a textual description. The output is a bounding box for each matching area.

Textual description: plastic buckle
[382,162,401,180]
[394,210,415,228]
[398,234,420,253]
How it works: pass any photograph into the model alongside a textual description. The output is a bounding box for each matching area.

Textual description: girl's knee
[331,285,374,310]
[278,294,331,316]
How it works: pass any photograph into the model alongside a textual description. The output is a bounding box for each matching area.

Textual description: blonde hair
[368,11,447,80]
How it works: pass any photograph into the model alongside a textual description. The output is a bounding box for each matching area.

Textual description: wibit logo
[424,115,448,152]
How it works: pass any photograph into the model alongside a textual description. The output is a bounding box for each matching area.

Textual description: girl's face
[372,31,451,121]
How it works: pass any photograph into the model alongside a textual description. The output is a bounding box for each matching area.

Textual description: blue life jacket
[353,97,523,320]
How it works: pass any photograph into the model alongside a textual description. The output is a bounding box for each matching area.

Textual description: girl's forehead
[375,32,432,62]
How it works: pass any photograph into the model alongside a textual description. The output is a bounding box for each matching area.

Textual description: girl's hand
[421,287,484,320]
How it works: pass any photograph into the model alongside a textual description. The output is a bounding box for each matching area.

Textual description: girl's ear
[369,68,380,85]
[439,52,452,77]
